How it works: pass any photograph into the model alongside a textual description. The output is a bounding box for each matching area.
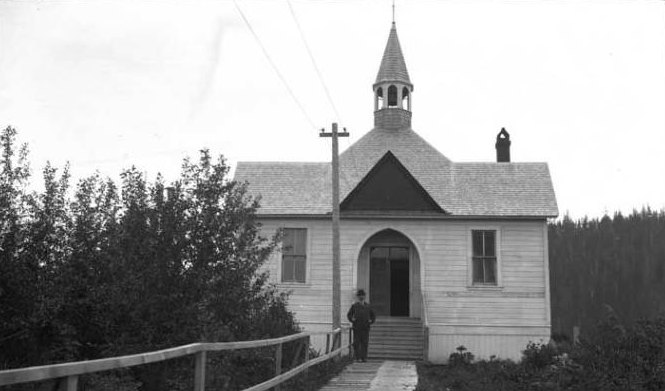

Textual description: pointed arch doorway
[356,229,422,318]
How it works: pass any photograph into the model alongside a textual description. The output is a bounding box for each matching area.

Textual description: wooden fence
[0,327,352,391]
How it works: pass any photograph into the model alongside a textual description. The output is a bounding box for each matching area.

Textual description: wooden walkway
[318,360,418,391]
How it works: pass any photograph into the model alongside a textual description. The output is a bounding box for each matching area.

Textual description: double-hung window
[472,230,497,285]
[281,228,307,283]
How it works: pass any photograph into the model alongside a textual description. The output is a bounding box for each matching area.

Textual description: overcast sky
[1,0,664,219]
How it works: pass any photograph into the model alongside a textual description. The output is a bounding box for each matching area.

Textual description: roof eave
[256,212,557,220]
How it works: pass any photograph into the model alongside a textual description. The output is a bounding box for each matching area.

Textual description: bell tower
[374,22,413,130]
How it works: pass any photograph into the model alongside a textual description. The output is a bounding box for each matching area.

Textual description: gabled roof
[340,151,445,213]
[234,127,559,218]
[375,23,411,86]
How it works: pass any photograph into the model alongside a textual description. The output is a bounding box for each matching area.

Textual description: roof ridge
[452,161,549,165]
[237,161,327,165]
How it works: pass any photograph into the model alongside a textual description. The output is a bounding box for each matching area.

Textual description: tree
[550,209,665,339]
[0,128,299,391]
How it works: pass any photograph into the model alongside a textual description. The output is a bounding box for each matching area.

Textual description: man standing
[346,289,376,362]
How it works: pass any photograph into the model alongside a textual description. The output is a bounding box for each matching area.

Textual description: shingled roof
[375,23,411,86]
[233,21,557,218]
[234,127,558,218]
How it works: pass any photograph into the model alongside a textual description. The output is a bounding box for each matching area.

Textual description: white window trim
[277,226,311,286]
[467,226,503,289]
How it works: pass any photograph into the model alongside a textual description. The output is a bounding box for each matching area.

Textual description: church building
[234,21,558,362]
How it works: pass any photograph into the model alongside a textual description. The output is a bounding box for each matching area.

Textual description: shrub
[571,310,665,391]
[522,341,558,370]
[448,345,474,366]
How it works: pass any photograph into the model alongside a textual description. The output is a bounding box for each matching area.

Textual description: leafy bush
[570,308,665,391]
[417,311,665,391]
[0,126,304,391]
[522,341,558,370]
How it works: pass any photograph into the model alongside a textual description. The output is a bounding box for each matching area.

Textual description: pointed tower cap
[374,22,412,88]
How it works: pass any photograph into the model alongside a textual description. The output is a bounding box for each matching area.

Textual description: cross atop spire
[392,0,395,23]
[374,22,411,88]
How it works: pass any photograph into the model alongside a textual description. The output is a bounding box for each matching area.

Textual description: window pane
[293,229,307,256]
[472,257,484,283]
[370,247,389,259]
[472,231,484,256]
[282,229,307,283]
[389,247,409,260]
[484,257,497,284]
[282,257,295,282]
[484,231,496,256]
[295,258,306,283]
[282,229,295,255]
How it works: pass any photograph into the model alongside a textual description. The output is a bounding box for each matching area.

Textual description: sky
[1,0,664,219]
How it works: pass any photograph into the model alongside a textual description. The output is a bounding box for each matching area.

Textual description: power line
[233,0,317,130]
[285,0,369,192]
[286,0,343,128]
[284,0,364,194]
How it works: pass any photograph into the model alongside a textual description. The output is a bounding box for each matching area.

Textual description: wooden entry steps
[368,317,424,360]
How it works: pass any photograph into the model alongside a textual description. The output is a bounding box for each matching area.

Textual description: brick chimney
[495,128,511,162]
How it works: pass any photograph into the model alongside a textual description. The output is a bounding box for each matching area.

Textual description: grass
[415,360,527,391]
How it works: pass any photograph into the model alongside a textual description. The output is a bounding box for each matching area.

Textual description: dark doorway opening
[390,259,410,316]
[369,246,410,317]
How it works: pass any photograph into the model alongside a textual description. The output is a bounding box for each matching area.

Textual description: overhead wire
[285,0,365,192]
[233,0,318,130]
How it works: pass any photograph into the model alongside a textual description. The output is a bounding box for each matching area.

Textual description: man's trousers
[353,327,370,360]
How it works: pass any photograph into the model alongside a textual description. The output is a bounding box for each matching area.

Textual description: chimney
[495,128,511,162]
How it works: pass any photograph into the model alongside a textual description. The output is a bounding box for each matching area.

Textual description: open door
[369,248,391,316]
[369,246,410,316]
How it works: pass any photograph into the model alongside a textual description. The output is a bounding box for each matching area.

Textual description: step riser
[353,318,425,359]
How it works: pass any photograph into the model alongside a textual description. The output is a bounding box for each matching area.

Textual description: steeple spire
[373,21,413,130]
[374,22,411,88]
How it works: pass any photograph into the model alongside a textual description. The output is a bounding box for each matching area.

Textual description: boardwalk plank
[318,360,417,391]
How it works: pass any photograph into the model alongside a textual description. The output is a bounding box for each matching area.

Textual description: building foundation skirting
[426,324,551,363]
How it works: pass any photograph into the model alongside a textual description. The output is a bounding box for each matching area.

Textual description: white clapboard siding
[257,218,550,361]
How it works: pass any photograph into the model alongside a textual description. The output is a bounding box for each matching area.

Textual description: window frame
[278,227,310,285]
[467,226,502,289]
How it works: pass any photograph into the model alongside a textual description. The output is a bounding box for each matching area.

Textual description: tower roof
[375,23,411,87]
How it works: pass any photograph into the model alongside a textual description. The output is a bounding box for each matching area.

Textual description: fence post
[304,336,310,373]
[274,342,283,391]
[325,334,330,354]
[290,338,304,369]
[194,351,206,391]
[58,375,78,391]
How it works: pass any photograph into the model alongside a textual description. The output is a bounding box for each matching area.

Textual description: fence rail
[0,327,351,391]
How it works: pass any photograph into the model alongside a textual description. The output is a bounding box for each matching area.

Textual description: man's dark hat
[356,289,366,297]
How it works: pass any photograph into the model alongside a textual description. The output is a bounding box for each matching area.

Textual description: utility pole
[320,123,349,336]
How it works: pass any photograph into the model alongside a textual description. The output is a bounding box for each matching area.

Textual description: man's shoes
[361,359,367,362]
